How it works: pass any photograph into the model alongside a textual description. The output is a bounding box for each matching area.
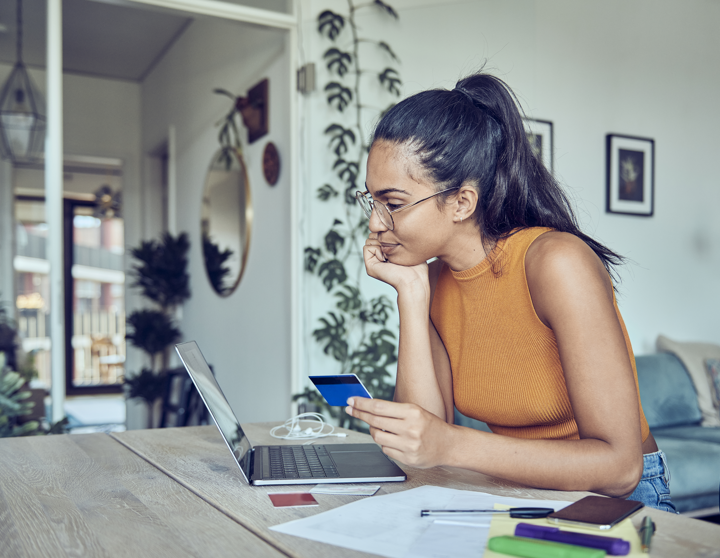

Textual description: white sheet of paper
[310,484,381,496]
[270,485,572,558]
[405,520,491,558]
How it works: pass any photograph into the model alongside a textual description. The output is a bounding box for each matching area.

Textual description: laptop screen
[175,341,253,482]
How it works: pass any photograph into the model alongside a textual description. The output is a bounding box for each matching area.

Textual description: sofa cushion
[705,358,720,409]
[652,425,720,444]
[636,353,702,429]
[656,335,720,427]
[653,435,720,512]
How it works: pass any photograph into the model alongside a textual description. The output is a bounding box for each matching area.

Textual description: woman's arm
[393,260,455,422]
[349,232,644,497]
[363,236,454,421]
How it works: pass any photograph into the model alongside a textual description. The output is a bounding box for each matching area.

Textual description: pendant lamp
[0,0,46,163]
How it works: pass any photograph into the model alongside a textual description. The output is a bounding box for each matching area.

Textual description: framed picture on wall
[606,134,654,216]
[523,118,553,173]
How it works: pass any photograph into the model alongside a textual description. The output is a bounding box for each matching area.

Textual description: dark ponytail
[371,72,624,277]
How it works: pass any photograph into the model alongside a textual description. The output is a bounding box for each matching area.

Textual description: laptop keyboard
[267,445,339,479]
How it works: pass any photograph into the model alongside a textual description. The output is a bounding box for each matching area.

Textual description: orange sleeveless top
[430,227,650,441]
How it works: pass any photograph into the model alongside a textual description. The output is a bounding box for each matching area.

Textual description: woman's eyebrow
[366,184,410,197]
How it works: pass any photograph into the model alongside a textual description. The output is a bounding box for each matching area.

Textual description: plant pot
[17,386,47,425]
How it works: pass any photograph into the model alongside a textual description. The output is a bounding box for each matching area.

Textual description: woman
[345,72,676,512]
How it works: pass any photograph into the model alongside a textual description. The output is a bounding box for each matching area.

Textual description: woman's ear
[453,182,479,223]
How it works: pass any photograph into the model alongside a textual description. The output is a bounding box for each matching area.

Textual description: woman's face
[365,140,455,266]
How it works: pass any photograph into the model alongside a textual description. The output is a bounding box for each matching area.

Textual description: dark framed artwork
[606,134,654,216]
[523,118,553,173]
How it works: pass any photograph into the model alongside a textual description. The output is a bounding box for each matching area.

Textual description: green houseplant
[0,366,41,437]
[298,1,402,429]
[0,297,67,437]
[125,232,190,428]
[0,298,18,371]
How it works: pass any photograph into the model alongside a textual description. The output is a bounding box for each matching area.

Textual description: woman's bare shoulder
[526,231,607,279]
[525,231,614,326]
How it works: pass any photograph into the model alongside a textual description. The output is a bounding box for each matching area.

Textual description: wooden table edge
[108,432,302,558]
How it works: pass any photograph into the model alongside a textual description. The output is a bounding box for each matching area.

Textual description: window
[14,159,124,394]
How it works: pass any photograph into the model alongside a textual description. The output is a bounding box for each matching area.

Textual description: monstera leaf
[360,295,394,325]
[333,159,359,186]
[379,68,402,96]
[377,41,400,62]
[325,124,356,157]
[312,312,349,362]
[324,48,353,77]
[335,285,362,314]
[317,184,339,201]
[318,10,345,40]
[318,259,347,291]
[373,0,398,18]
[325,82,353,112]
[304,247,321,273]
[324,229,346,256]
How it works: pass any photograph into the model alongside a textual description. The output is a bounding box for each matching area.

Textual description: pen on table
[514,522,630,556]
[638,515,655,553]
[420,507,555,519]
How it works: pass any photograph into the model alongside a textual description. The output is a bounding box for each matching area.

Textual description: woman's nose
[368,206,389,233]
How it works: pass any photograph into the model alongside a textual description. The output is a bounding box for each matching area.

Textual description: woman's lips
[380,243,399,255]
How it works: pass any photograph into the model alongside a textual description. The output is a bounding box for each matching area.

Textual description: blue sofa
[636,353,720,513]
[454,352,720,514]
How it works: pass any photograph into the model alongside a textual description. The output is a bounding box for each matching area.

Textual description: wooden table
[1,424,718,557]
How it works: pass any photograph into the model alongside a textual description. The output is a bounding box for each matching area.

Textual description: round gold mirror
[201,148,252,296]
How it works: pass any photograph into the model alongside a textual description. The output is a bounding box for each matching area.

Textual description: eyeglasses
[355,187,460,231]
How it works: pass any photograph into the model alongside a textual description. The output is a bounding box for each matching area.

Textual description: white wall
[141,17,293,424]
[298,0,720,377]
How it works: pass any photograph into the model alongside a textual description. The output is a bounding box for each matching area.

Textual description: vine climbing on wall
[298,0,402,429]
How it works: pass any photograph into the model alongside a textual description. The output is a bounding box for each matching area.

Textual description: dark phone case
[547,496,644,529]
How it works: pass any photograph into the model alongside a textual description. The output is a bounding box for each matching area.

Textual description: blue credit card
[309,374,373,406]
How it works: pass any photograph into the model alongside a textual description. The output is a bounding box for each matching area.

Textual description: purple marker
[514,523,630,556]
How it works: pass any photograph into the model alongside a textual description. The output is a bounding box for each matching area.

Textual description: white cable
[269,412,348,444]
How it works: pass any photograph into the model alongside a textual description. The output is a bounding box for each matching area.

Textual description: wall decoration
[93,184,122,219]
[523,118,553,173]
[236,78,268,144]
[201,148,252,297]
[606,134,654,216]
[262,142,280,186]
[214,78,269,147]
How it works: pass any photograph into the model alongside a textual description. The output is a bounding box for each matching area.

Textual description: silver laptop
[175,341,407,486]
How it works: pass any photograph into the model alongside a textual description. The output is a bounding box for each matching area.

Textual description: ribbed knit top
[430,227,650,441]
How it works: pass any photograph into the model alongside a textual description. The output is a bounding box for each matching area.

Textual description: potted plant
[0,299,18,371]
[124,232,190,428]
[0,297,67,437]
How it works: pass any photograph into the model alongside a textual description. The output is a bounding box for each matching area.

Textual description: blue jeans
[626,450,678,513]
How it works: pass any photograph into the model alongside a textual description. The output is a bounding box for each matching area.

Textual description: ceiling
[0,0,194,82]
[0,0,290,83]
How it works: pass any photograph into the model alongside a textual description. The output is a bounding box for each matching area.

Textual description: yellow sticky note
[484,504,645,557]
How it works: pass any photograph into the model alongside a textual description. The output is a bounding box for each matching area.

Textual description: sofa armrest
[636,353,703,429]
